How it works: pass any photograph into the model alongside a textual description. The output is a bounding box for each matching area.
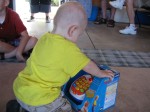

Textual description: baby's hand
[16,52,25,62]
[100,70,114,81]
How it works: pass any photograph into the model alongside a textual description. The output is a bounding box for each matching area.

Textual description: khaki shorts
[17,95,72,112]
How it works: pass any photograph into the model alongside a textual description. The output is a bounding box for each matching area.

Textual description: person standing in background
[27,0,51,23]
[94,0,116,27]
[109,0,137,35]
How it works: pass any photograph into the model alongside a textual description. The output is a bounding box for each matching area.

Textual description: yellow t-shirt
[13,33,90,106]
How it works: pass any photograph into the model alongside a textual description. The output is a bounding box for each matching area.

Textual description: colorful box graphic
[62,65,120,112]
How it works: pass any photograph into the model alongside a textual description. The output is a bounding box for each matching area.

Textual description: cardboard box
[62,65,120,112]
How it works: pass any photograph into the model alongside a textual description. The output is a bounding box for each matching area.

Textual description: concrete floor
[0,13,150,112]
[23,18,150,52]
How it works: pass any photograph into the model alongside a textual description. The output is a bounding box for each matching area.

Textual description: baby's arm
[83,61,114,80]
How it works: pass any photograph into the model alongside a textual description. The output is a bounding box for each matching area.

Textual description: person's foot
[109,0,125,10]
[107,19,115,27]
[27,16,34,22]
[46,16,51,23]
[94,16,100,24]
[94,18,107,25]
[119,26,137,35]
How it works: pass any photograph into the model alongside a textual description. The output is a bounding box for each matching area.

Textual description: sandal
[94,16,101,24]
[107,19,115,27]
[94,18,107,25]
[0,52,5,60]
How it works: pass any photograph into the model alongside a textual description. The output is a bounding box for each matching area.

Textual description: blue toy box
[62,65,120,112]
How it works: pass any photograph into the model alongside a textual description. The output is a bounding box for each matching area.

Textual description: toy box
[62,65,120,112]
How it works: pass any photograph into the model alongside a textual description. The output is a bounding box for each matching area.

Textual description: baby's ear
[68,25,78,37]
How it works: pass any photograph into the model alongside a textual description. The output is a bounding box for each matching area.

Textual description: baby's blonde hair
[53,2,87,32]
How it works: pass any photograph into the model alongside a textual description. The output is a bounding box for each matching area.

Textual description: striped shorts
[17,95,72,112]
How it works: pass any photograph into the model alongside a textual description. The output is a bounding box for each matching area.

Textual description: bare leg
[110,7,116,20]
[31,13,35,17]
[24,36,37,52]
[119,0,136,34]
[119,0,136,35]
[107,6,116,27]
[0,41,15,53]
[101,0,107,19]
[2,37,37,59]
[126,0,135,24]
[45,13,49,17]
[45,13,50,23]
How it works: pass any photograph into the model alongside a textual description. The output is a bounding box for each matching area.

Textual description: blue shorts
[30,4,51,13]
[0,38,20,47]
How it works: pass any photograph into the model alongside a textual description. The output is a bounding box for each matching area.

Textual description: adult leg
[95,0,107,24]
[27,13,35,22]
[101,0,107,19]
[126,0,135,24]
[45,13,50,23]
[31,13,35,18]
[107,6,116,27]
[27,0,39,22]
[119,0,137,35]
[110,7,116,20]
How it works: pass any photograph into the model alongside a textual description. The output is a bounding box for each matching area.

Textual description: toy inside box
[62,65,120,112]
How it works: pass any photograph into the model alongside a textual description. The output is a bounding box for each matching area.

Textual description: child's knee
[29,36,38,47]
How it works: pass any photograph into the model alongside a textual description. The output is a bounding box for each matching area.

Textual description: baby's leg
[17,95,72,112]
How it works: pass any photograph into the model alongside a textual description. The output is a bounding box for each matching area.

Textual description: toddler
[109,0,137,35]
[13,2,114,112]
